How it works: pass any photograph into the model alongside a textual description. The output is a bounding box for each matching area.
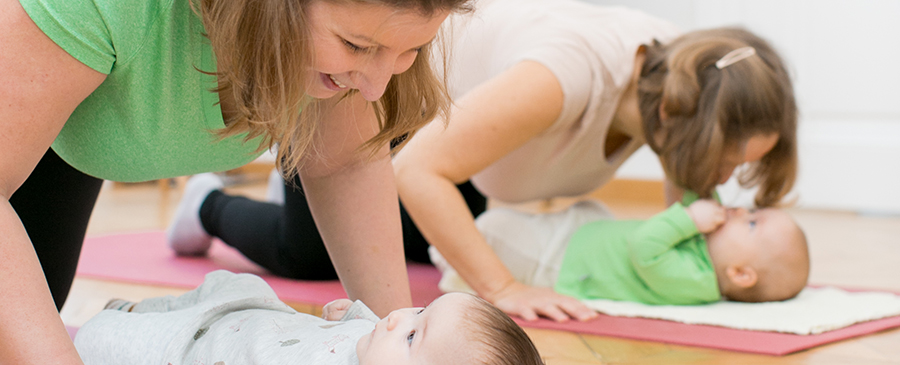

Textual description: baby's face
[705,207,795,261]
[356,293,475,365]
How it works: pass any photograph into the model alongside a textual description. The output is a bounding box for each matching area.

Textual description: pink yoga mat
[77,231,900,355]
[516,312,900,356]
[76,231,442,307]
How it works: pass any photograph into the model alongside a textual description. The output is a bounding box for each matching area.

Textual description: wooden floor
[61,178,900,364]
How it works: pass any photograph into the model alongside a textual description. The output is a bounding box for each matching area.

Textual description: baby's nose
[385,311,400,331]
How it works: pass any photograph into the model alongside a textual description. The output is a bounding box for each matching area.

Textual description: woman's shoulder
[462,0,680,90]
[18,0,184,73]
[475,0,680,37]
[20,0,179,36]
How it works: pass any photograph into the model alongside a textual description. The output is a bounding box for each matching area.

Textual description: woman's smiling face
[304,1,449,102]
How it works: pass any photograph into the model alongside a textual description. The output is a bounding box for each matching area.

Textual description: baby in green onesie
[433,198,810,305]
[555,199,810,305]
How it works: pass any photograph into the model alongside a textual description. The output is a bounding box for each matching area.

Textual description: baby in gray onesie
[73,270,543,365]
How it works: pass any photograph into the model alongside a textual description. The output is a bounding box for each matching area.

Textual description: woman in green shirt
[0,0,470,363]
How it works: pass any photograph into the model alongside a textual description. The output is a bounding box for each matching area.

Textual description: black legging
[199,175,486,280]
[6,148,482,308]
[9,149,104,310]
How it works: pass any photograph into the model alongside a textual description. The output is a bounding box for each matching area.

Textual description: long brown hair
[638,28,798,207]
[197,0,472,177]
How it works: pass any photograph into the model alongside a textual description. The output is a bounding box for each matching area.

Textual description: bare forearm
[0,200,84,364]
[301,156,410,317]
[397,171,516,302]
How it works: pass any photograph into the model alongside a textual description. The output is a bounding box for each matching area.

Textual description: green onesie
[20,0,265,182]
[554,202,721,305]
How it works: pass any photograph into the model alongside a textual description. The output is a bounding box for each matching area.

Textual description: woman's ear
[658,99,669,123]
[653,100,670,146]
[725,265,758,288]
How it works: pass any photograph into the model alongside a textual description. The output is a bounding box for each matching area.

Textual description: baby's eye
[407,330,416,345]
[749,220,757,229]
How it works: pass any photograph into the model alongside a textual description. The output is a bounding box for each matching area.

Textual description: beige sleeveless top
[444,0,680,203]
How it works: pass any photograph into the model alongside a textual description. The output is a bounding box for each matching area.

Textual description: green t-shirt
[554,203,721,305]
[20,0,264,182]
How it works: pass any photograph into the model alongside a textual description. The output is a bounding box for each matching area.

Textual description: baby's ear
[725,265,758,288]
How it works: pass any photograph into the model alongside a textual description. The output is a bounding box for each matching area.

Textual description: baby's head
[705,207,809,302]
[356,292,544,365]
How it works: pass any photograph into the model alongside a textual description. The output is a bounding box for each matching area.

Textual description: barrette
[715,46,756,69]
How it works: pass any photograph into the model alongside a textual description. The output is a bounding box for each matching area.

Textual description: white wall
[584,0,900,214]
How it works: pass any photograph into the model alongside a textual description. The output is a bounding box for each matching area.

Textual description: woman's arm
[299,93,409,317]
[0,0,106,363]
[394,61,596,321]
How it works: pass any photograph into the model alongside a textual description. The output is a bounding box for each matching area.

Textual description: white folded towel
[581,286,900,335]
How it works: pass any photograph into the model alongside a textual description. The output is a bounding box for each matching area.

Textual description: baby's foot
[166,173,224,256]
[104,299,136,312]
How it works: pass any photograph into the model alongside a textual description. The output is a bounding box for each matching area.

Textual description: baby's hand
[322,299,354,321]
[685,199,726,233]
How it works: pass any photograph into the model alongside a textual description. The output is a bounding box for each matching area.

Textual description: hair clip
[715,46,756,69]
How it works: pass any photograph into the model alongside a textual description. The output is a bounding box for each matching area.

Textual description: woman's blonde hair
[638,28,798,207]
[197,0,472,177]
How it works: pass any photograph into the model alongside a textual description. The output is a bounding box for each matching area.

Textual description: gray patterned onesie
[74,270,379,365]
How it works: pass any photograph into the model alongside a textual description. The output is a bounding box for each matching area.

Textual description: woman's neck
[610,48,647,143]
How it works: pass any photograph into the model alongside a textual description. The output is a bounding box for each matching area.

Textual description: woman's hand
[322,299,354,321]
[489,281,597,322]
[685,199,726,233]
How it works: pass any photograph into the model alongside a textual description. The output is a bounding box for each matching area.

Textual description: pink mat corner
[77,231,900,355]
[515,312,900,356]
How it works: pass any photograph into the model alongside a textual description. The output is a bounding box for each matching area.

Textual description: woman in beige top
[394,0,798,321]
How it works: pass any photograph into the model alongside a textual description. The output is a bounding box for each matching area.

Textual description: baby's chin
[702,235,729,265]
[703,232,723,249]
[356,333,371,362]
